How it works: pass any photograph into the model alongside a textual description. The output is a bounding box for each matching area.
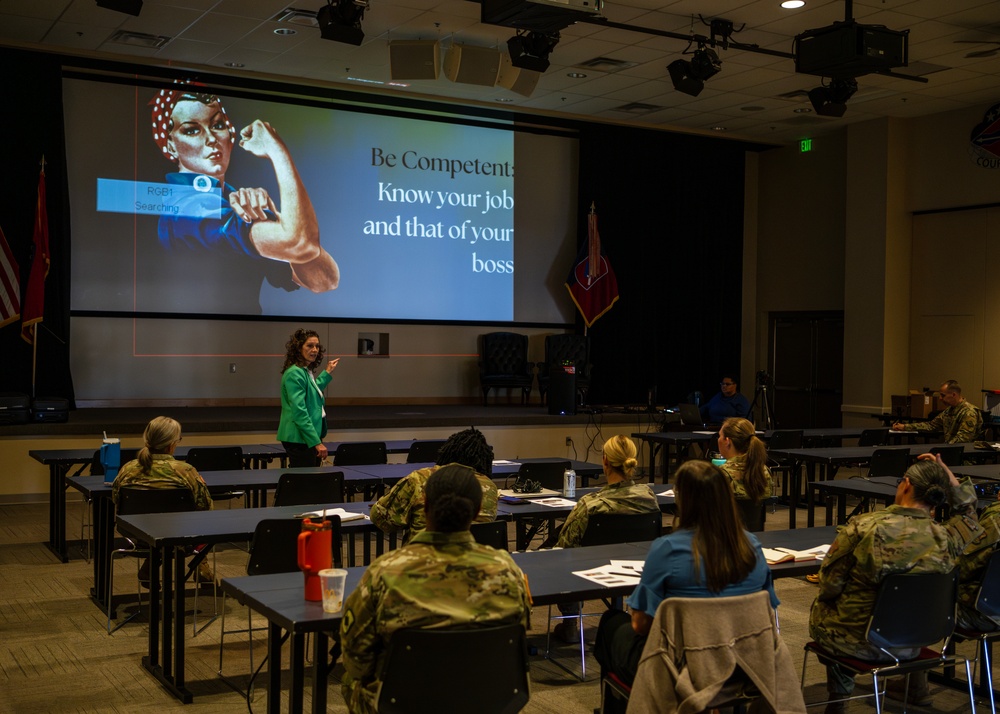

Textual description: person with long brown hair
[718,416,772,530]
[276,328,339,467]
[594,460,777,686]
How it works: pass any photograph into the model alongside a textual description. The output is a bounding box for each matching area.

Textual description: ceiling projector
[794,20,908,78]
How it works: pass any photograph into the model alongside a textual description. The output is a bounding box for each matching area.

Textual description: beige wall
[752,101,1000,425]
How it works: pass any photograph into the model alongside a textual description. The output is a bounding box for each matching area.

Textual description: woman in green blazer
[277,329,339,467]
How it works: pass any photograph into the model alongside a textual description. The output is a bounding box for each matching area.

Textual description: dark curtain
[576,124,750,406]
[0,48,75,404]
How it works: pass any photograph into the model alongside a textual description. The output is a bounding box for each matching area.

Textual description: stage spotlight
[666,45,721,97]
[96,0,142,16]
[808,77,858,117]
[507,30,560,73]
[317,0,367,46]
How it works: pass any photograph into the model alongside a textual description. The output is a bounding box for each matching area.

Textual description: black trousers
[594,609,648,687]
[281,441,321,468]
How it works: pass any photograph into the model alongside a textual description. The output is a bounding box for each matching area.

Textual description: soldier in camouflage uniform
[556,435,659,549]
[808,454,981,709]
[718,417,772,531]
[340,464,531,714]
[957,497,1000,630]
[892,379,983,443]
[370,428,498,541]
[111,416,213,511]
[111,417,214,583]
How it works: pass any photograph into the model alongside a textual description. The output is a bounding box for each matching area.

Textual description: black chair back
[516,460,570,491]
[930,444,964,467]
[470,521,509,551]
[768,430,803,451]
[406,440,447,464]
[91,448,140,476]
[865,569,957,651]
[117,486,195,516]
[735,499,766,532]
[859,428,890,447]
[185,446,244,471]
[247,517,343,574]
[376,623,530,714]
[868,447,910,479]
[975,549,1000,624]
[333,441,387,466]
[580,511,662,547]
[273,471,346,507]
[479,332,534,406]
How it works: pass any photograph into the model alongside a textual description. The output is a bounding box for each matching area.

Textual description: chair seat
[805,641,945,674]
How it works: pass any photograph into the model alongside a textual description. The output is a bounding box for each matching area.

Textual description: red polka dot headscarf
[149,87,236,162]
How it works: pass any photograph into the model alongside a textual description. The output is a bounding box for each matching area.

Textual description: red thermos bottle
[297,517,333,601]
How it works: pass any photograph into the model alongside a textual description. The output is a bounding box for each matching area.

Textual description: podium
[548,367,577,416]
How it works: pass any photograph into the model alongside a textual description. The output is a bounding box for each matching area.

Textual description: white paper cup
[319,568,348,614]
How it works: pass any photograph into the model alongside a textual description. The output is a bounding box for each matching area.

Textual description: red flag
[565,204,619,327]
[0,225,20,329]
[21,164,49,345]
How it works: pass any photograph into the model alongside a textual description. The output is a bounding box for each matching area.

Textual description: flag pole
[31,155,47,399]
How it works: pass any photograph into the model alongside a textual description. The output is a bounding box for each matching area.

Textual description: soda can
[563,468,576,498]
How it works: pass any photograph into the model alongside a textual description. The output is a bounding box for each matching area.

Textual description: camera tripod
[750,381,775,430]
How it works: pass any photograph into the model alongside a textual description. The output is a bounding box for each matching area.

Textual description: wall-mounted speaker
[497,53,541,97]
[389,40,440,80]
[444,44,501,87]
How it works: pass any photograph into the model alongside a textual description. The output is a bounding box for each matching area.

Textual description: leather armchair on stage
[537,334,591,406]
[479,332,535,405]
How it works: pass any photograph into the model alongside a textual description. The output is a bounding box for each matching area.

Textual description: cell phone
[500,495,529,505]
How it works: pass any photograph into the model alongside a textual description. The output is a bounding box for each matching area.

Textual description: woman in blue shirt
[594,459,777,686]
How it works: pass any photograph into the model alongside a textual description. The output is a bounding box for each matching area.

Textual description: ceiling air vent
[108,30,171,49]
[576,56,637,72]
[274,7,320,27]
[612,102,661,114]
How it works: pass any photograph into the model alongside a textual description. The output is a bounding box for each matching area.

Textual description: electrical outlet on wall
[565,436,572,446]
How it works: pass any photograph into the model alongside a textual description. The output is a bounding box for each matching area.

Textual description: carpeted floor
[0,480,987,713]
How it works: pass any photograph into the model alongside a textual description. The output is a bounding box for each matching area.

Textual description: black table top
[29,443,284,466]
[769,442,982,463]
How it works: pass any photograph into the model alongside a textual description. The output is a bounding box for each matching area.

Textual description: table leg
[788,462,804,529]
[836,492,847,525]
[312,632,329,714]
[162,546,174,681]
[46,464,70,562]
[173,550,186,693]
[807,482,816,528]
[267,622,283,714]
[289,632,305,714]
[91,495,115,611]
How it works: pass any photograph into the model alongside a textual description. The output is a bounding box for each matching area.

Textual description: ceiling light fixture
[96,0,142,16]
[274,27,297,35]
[507,30,560,73]
[667,44,721,97]
[781,0,805,9]
[808,77,858,117]
[567,72,587,79]
[318,0,368,46]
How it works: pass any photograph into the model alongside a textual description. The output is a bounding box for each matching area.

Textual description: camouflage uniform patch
[556,479,659,549]
[339,530,530,714]
[808,478,981,661]
[369,463,498,539]
[111,453,213,511]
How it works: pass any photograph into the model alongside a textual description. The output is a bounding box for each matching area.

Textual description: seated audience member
[111,416,214,582]
[808,454,981,711]
[370,427,497,539]
[718,417,772,530]
[700,374,751,425]
[892,379,982,444]
[552,435,660,642]
[594,460,778,688]
[957,492,1000,631]
[340,464,531,714]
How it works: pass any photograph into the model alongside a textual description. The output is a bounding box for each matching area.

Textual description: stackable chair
[107,486,195,634]
[859,428,890,447]
[801,569,975,714]
[218,517,342,695]
[333,442,387,499]
[952,549,1000,714]
[84,447,139,563]
[547,511,662,679]
[185,446,246,508]
[767,429,803,506]
[513,460,571,548]
[377,624,530,714]
[470,520,509,550]
[272,471,345,507]
[930,444,964,467]
[406,439,447,464]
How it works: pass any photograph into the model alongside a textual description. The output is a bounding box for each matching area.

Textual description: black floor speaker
[547,370,577,416]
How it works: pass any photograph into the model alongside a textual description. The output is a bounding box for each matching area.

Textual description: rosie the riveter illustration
[145,88,338,314]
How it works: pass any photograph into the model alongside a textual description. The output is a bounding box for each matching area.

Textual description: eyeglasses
[720,382,736,387]
[896,476,908,485]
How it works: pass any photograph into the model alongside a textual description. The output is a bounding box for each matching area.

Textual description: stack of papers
[761,544,829,564]
[573,560,645,587]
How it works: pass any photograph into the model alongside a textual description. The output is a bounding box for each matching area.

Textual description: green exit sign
[800,138,813,153]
